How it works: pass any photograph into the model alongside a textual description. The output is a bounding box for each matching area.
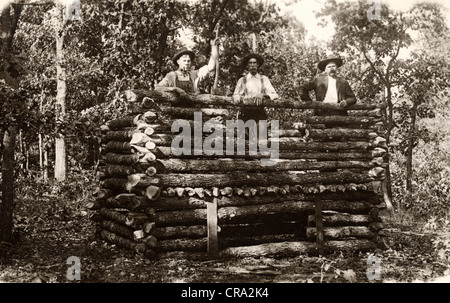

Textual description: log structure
[89,89,388,259]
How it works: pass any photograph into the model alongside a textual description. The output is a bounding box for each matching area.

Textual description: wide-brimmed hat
[317,57,343,71]
[242,53,264,67]
[172,48,195,66]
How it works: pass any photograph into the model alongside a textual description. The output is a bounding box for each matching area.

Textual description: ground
[1,194,450,284]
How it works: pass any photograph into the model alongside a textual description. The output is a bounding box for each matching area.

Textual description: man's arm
[339,80,357,108]
[197,39,220,83]
[298,78,316,101]
[232,77,244,104]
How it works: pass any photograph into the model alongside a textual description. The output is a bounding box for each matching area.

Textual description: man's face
[177,55,192,72]
[325,62,338,77]
[247,58,259,75]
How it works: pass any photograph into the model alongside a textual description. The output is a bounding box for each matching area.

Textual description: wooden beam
[314,195,324,256]
[207,198,219,259]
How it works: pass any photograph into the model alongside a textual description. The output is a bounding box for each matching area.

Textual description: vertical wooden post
[207,198,219,259]
[314,195,325,255]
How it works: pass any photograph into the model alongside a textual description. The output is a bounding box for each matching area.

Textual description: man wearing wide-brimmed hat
[299,56,356,115]
[232,53,279,121]
[155,38,219,96]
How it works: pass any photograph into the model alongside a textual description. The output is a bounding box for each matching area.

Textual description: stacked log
[89,89,388,258]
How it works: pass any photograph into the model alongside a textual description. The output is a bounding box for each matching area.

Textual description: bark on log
[104,193,153,210]
[277,139,370,151]
[219,234,299,249]
[106,115,139,130]
[99,208,129,225]
[153,225,207,240]
[152,200,372,227]
[159,105,231,118]
[134,171,377,188]
[153,146,382,161]
[279,128,379,140]
[219,239,375,258]
[306,226,373,239]
[100,229,146,253]
[105,141,133,153]
[307,213,370,226]
[156,237,207,252]
[156,159,378,173]
[217,201,373,224]
[101,220,144,241]
[104,153,141,165]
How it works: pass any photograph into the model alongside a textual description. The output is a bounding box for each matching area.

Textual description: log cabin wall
[88,89,388,259]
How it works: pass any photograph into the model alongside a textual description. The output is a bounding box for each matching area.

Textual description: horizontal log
[279,128,380,139]
[153,225,207,240]
[124,89,385,110]
[156,237,207,252]
[106,115,139,130]
[156,159,378,173]
[104,153,141,165]
[153,146,387,161]
[278,139,370,151]
[151,189,382,210]
[133,171,377,188]
[100,229,146,253]
[219,234,299,249]
[219,221,304,238]
[153,200,373,227]
[98,207,128,223]
[306,226,373,239]
[101,220,144,241]
[307,213,370,226]
[159,105,231,118]
[217,201,373,224]
[219,239,376,258]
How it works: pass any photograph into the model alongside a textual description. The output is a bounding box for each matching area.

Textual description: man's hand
[172,87,187,98]
[339,100,348,108]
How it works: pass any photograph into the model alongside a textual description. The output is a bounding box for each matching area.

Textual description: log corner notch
[91,89,390,259]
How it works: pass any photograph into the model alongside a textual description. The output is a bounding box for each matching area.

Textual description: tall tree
[54,1,67,181]
[0,2,22,243]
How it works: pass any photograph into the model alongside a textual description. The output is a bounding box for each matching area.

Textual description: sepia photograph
[0,0,449,293]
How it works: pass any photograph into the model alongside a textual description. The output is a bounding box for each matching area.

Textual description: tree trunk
[405,98,418,208]
[0,126,17,243]
[55,3,67,181]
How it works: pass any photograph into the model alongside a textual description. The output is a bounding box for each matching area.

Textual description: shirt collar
[246,72,261,79]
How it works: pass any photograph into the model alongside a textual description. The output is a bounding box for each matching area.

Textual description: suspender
[242,75,265,96]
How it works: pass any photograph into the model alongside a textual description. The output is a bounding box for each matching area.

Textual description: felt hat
[172,48,195,66]
[317,57,343,71]
[242,53,264,67]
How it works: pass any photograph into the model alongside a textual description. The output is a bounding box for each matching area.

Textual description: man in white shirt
[299,56,356,115]
[232,53,279,121]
